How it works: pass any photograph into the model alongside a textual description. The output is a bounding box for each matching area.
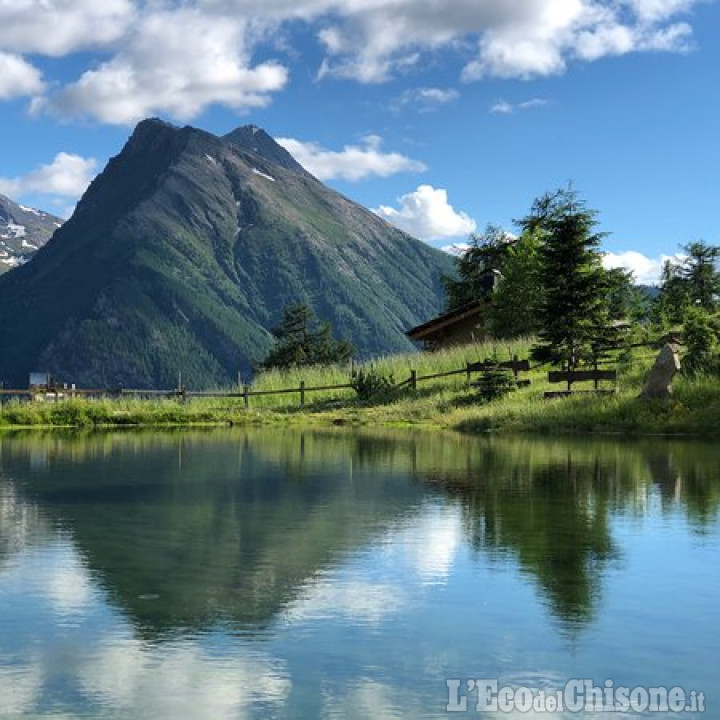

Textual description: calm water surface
[0,429,718,719]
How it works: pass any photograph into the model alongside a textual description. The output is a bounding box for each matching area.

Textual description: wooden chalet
[406,300,488,351]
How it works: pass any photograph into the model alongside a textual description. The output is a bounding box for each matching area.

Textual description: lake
[0,429,718,719]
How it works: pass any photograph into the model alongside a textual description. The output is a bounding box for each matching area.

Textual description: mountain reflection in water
[0,429,718,719]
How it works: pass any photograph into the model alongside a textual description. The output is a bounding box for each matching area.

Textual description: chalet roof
[406,300,485,341]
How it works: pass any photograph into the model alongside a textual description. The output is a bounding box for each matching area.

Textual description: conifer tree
[678,241,720,310]
[260,304,354,370]
[521,188,609,369]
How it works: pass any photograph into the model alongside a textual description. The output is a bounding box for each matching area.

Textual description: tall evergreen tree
[521,188,609,369]
[259,304,354,370]
[678,241,720,310]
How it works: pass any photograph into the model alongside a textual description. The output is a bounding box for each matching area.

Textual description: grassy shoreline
[2,341,719,436]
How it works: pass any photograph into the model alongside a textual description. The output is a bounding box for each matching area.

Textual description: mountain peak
[126,117,183,148]
[0,120,451,389]
[0,194,62,273]
[224,125,309,176]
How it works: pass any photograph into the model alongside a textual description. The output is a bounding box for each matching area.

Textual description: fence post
[513,355,519,381]
[410,370,417,390]
[466,363,472,386]
[566,362,572,393]
[300,380,306,407]
[243,384,250,410]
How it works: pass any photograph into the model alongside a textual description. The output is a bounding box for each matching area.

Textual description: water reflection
[2,431,719,634]
[0,429,718,719]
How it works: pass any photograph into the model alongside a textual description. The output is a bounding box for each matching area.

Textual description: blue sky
[1,0,718,284]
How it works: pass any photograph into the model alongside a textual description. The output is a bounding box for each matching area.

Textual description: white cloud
[520,98,550,110]
[374,185,476,241]
[0,0,135,56]
[36,8,288,124]
[277,135,426,181]
[0,52,44,99]
[625,0,698,22]
[313,0,696,82]
[0,153,97,201]
[1,1,704,120]
[490,100,514,115]
[441,242,472,256]
[299,0,699,83]
[394,87,460,112]
[602,250,685,285]
[491,97,549,114]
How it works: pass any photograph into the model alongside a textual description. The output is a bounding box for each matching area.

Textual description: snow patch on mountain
[0,223,27,239]
[0,256,27,269]
[252,168,276,182]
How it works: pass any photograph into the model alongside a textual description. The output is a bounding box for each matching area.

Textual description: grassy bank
[2,340,719,435]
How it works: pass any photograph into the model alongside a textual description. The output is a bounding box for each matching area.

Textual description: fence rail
[0,357,532,409]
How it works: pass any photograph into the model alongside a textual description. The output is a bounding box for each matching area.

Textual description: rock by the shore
[641,344,681,400]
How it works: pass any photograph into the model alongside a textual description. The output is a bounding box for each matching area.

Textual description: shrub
[473,365,517,403]
[351,367,396,401]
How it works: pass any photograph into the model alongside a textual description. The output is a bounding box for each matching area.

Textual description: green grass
[2,339,720,436]
[249,339,535,406]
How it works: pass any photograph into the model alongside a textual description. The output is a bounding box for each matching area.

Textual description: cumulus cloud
[0,153,97,201]
[0,53,44,100]
[37,8,287,124]
[602,250,685,285]
[302,0,700,83]
[277,135,426,181]
[461,1,694,81]
[0,0,134,56]
[374,185,476,241]
[0,1,704,120]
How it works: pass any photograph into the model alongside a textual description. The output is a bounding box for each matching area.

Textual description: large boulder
[641,344,681,400]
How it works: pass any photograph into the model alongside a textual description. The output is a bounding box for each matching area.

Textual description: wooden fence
[0,357,532,409]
